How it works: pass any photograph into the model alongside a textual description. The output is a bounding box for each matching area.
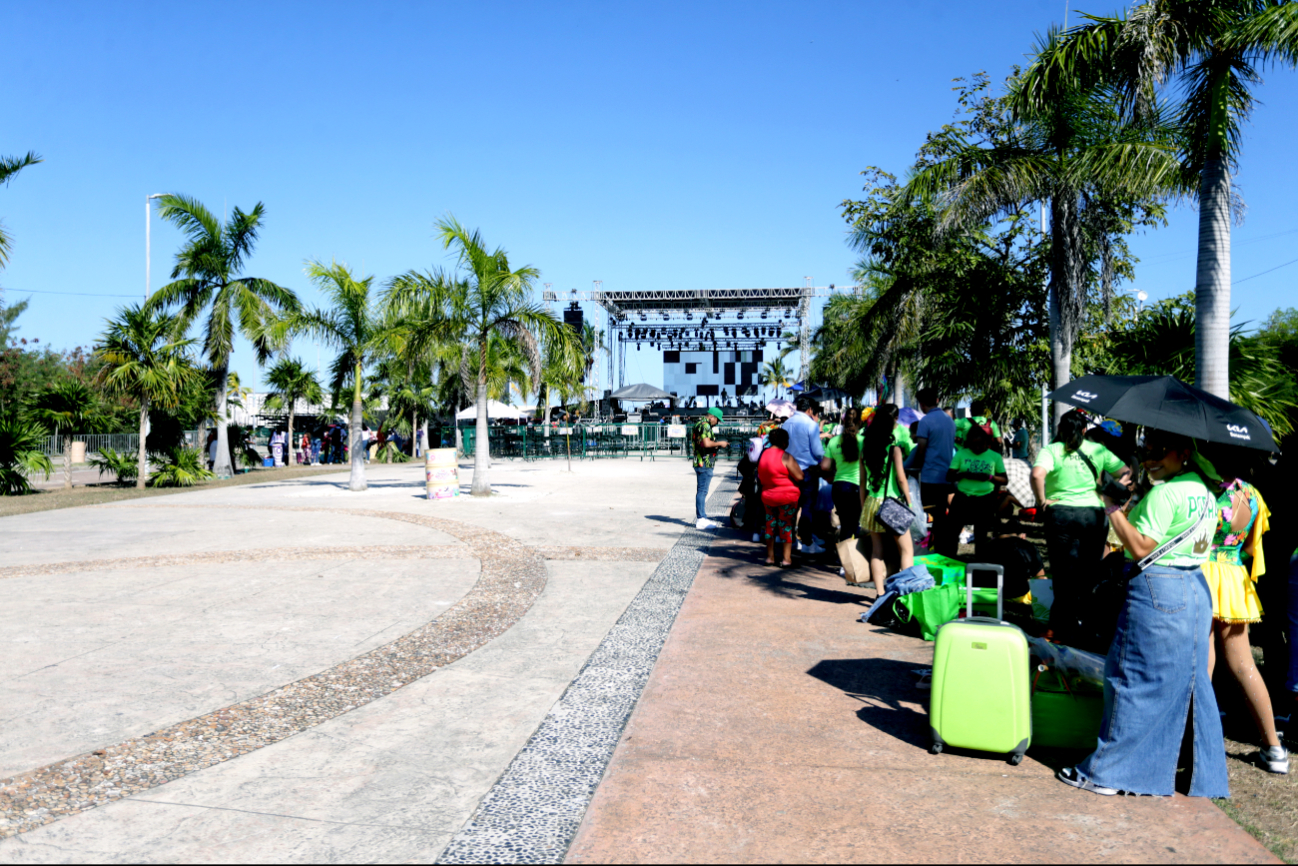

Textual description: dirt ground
[0,465,343,519]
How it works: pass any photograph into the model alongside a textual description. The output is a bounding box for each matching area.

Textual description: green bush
[148,447,215,488]
[87,446,138,486]
[0,412,52,495]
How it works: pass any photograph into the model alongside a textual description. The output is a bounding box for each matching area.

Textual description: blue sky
[4,1,1296,393]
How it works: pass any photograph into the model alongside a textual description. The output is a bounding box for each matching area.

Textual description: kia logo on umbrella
[1071,390,1098,403]
[1227,424,1251,441]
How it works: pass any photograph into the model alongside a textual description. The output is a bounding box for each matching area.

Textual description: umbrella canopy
[610,382,673,401]
[455,400,524,421]
[898,406,924,426]
[1048,375,1279,452]
[765,399,795,418]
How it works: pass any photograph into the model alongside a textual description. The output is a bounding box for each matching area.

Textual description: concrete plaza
[0,458,1277,863]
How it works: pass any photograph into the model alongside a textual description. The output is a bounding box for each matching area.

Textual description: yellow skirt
[860,496,888,534]
[1202,560,1263,624]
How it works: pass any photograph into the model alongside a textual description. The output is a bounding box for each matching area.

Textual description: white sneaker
[805,540,825,555]
[1259,745,1290,775]
[696,518,716,530]
[752,533,760,543]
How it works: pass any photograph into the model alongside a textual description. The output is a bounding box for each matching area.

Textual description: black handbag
[877,496,914,536]
[1077,449,1132,505]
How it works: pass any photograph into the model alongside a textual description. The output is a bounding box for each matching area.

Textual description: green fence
[458,422,764,462]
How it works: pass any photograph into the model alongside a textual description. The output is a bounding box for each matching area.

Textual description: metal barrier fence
[40,433,141,458]
[458,422,765,462]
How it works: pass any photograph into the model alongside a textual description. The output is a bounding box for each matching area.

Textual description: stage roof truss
[584,286,839,319]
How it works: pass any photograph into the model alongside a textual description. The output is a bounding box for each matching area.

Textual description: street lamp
[145,193,166,300]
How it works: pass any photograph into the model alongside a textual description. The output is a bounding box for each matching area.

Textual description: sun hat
[707,407,724,421]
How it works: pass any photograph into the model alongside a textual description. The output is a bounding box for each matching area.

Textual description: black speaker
[563,302,583,334]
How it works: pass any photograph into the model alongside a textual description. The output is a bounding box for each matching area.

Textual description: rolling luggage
[929,563,1031,764]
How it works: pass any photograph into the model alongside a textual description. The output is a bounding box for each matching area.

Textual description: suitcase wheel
[1008,753,1023,766]
[929,743,943,755]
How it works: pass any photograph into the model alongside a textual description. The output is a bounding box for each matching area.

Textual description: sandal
[1056,767,1117,796]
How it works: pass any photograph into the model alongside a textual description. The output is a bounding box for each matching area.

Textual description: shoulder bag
[1077,447,1132,506]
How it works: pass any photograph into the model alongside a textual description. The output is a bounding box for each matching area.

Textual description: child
[944,423,1007,554]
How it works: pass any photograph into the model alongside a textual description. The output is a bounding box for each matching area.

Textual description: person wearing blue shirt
[905,388,957,555]
[783,397,825,553]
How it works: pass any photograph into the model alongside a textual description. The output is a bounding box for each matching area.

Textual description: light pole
[145,193,166,300]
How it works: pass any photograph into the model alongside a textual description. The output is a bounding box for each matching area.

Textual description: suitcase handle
[964,562,1005,621]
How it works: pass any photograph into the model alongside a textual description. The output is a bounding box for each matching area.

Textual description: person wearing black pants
[1031,410,1130,643]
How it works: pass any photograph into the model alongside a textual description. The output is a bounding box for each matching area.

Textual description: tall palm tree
[905,66,1184,425]
[388,216,576,496]
[31,381,103,490]
[265,357,323,464]
[760,357,792,400]
[1017,1,1298,398]
[95,304,198,489]
[0,151,41,270]
[147,195,299,477]
[291,260,384,492]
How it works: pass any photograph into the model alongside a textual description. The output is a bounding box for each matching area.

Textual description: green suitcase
[929,563,1032,764]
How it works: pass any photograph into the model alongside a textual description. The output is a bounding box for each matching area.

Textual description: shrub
[0,412,52,495]
[87,446,138,486]
[148,447,215,488]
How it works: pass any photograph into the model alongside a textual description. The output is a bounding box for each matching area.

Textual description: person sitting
[1203,447,1287,774]
[980,518,1044,603]
[1057,429,1228,798]
[943,423,1007,555]
[759,427,804,567]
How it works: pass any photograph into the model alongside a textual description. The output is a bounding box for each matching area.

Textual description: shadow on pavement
[707,537,871,605]
[807,657,932,749]
[644,514,694,527]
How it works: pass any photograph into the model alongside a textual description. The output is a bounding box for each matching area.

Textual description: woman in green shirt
[822,409,865,543]
[1030,410,1130,643]
[1058,429,1228,798]
[858,403,914,595]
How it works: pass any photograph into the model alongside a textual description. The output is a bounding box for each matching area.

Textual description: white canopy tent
[455,401,530,421]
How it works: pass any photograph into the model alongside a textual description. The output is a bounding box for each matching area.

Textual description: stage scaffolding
[566,285,847,393]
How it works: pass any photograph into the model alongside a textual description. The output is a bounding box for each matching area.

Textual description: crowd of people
[691,388,1295,795]
[204,423,422,470]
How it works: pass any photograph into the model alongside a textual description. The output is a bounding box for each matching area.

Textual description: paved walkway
[567,534,1278,864]
[0,459,708,861]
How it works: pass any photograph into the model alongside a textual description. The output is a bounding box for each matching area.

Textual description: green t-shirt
[893,424,916,457]
[824,433,865,485]
[864,429,907,499]
[954,415,1002,445]
[1126,472,1215,567]
[950,446,1005,497]
[1033,440,1126,507]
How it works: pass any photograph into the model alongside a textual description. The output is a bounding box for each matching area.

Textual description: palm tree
[147,195,299,477]
[388,216,576,496]
[905,66,1184,425]
[760,357,792,401]
[95,304,197,489]
[291,260,384,492]
[31,381,102,490]
[265,357,323,464]
[1017,1,1298,398]
[0,151,41,270]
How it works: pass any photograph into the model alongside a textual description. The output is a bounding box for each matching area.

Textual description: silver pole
[145,194,165,301]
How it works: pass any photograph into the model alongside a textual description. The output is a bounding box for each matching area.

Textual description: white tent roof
[455,400,525,420]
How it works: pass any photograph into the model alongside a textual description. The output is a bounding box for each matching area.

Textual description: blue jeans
[694,465,713,520]
[1287,551,1298,693]
[1077,564,1228,797]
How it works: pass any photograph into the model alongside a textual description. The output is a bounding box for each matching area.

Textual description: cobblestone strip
[436,476,739,864]
[0,508,546,839]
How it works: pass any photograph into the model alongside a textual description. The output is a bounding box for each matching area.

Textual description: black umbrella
[1048,375,1279,452]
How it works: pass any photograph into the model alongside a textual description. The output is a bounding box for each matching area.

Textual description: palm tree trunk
[136,400,149,489]
[287,408,295,469]
[349,364,367,492]
[62,432,72,490]
[1196,156,1232,398]
[472,338,491,496]
[411,409,417,456]
[212,365,234,477]
[1047,192,1085,430]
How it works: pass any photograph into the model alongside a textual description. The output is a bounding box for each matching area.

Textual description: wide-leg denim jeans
[1077,563,1229,798]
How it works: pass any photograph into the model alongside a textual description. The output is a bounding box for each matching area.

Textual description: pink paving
[567,535,1277,864]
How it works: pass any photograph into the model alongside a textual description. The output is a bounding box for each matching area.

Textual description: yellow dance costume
[1202,479,1270,623]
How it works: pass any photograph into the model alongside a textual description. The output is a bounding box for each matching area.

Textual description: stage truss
[554,285,849,393]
